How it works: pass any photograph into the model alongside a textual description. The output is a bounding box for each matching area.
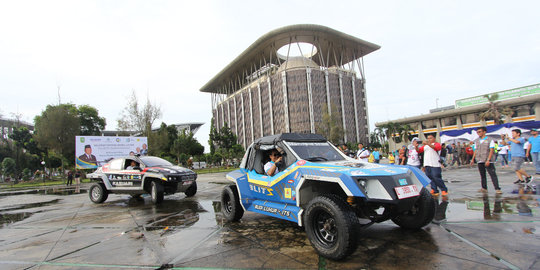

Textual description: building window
[442,116,457,126]
[421,119,437,129]
[511,103,534,117]
[460,113,480,124]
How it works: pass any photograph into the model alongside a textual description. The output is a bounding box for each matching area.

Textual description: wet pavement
[0,165,538,269]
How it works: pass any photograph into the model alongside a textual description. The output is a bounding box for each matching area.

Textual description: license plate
[394,185,420,199]
[182,181,193,186]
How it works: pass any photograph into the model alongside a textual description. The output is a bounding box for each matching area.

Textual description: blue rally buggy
[221,133,436,260]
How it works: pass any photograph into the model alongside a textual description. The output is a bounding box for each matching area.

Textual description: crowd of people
[338,127,540,196]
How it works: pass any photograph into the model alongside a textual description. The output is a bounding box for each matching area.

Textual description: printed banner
[75,136,148,169]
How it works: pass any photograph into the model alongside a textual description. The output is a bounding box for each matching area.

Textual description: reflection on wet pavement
[0,212,33,227]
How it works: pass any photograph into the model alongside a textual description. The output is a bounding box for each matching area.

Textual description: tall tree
[316,103,343,144]
[78,105,106,135]
[117,90,162,136]
[173,131,204,162]
[34,104,80,166]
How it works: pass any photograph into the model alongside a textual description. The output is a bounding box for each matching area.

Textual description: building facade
[200,24,380,149]
[376,83,540,151]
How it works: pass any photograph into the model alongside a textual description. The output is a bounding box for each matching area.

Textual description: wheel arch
[296,177,350,226]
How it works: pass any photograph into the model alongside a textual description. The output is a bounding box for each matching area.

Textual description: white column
[325,70,331,116]
[258,83,263,137]
[306,68,315,133]
[241,92,246,148]
[234,95,238,136]
[267,77,274,134]
[282,71,290,133]
[220,103,225,128]
[249,88,254,143]
[352,76,360,142]
[227,100,231,127]
[339,73,347,143]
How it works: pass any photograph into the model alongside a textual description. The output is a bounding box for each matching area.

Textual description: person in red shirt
[418,134,449,196]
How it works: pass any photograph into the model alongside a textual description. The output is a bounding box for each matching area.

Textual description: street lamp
[40,161,45,183]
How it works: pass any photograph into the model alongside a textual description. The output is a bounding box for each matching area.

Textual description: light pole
[40,161,45,184]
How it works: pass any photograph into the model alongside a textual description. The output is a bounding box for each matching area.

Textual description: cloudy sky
[1,0,539,151]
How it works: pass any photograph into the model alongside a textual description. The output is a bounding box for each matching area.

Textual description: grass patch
[0,178,91,189]
[193,167,238,174]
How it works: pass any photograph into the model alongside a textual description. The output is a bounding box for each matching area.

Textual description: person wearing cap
[78,145,97,165]
[406,138,422,169]
[527,128,540,175]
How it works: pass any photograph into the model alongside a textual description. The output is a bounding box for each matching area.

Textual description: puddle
[0,199,61,212]
[0,212,34,227]
[39,189,87,195]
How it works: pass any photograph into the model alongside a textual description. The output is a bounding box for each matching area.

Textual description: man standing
[500,129,533,184]
[356,143,370,162]
[471,127,502,194]
[527,128,540,175]
[418,134,448,196]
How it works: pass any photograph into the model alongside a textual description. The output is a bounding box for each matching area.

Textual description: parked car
[87,156,197,204]
[221,133,435,260]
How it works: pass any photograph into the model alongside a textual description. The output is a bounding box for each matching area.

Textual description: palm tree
[479,94,515,125]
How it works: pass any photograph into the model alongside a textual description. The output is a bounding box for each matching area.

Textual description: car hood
[144,165,195,174]
[299,159,410,176]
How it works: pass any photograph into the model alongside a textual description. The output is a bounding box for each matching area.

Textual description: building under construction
[200,24,380,149]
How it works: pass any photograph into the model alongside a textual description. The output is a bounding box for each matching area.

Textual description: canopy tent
[440,121,540,143]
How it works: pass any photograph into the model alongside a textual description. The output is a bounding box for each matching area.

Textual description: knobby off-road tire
[391,188,436,229]
[184,182,197,197]
[304,194,359,260]
[221,185,244,222]
[89,183,108,203]
[151,181,164,204]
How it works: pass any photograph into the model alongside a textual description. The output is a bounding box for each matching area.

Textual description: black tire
[391,188,436,229]
[151,181,164,204]
[89,183,108,203]
[304,194,359,260]
[184,182,197,197]
[221,185,244,222]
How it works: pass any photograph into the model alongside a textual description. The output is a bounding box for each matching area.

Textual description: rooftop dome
[277,57,320,72]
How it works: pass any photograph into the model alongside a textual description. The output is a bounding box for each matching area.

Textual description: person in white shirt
[356,143,370,162]
[418,134,449,196]
[497,142,509,167]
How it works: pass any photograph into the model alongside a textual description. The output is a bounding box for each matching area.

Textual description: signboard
[455,83,540,108]
[75,136,148,169]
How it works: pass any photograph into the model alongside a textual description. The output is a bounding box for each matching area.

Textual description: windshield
[287,142,345,161]
[140,156,173,167]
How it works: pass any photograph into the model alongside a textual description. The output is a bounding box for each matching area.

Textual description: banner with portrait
[75,136,148,169]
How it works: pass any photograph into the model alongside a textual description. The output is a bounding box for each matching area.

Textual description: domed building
[200,24,380,148]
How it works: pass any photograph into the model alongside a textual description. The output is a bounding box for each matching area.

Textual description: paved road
[0,165,538,269]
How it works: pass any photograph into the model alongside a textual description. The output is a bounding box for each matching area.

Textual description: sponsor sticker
[254,204,291,217]
[351,170,368,176]
[399,178,408,185]
[284,188,292,199]
[296,160,306,166]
